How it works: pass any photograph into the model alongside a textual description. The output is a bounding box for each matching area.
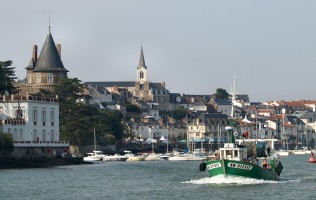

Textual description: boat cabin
[219,143,247,161]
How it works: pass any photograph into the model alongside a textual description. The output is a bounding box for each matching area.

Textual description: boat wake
[282,176,316,184]
[185,175,316,185]
[184,175,278,185]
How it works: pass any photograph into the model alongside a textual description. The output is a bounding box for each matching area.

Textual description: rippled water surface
[1,155,315,200]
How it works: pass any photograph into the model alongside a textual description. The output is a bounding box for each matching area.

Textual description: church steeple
[136,45,147,84]
[137,45,147,69]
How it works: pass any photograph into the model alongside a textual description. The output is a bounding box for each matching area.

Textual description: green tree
[53,77,83,103]
[0,60,17,95]
[126,104,141,113]
[214,88,229,100]
[54,78,124,146]
[0,132,14,157]
[125,104,142,121]
[172,106,189,120]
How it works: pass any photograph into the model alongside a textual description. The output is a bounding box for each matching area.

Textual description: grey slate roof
[84,81,136,88]
[33,33,68,72]
[213,99,232,105]
[26,58,35,69]
[236,94,250,102]
[197,113,228,124]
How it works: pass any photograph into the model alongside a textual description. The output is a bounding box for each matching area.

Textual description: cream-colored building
[0,94,68,157]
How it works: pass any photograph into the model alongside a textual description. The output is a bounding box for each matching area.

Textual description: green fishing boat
[199,126,283,181]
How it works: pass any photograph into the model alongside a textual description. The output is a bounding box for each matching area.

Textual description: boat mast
[186,114,189,152]
[167,122,169,154]
[152,128,154,153]
[94,127,96,151]
[282,115,288,150]
[230,74,236,118]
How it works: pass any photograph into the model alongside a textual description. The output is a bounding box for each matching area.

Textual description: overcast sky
[1,0,316,102]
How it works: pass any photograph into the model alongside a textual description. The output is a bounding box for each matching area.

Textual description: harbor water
[0,154,315,200]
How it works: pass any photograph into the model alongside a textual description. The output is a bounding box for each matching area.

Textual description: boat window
[234,150,238,157]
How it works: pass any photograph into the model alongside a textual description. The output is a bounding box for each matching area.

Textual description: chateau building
[18,28,68,95]
[1,27,70,158]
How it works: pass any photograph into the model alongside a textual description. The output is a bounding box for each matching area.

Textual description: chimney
[161,81,165,88]
[56,44,61,58]
[32,45,37,65]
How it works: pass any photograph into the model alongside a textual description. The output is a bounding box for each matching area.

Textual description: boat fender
[199,162,206,171]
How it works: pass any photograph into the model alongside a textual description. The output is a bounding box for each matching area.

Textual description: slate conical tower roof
[137,45,147,69]
[33,31,68,72]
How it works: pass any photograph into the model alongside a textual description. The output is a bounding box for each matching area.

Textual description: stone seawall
[0,157,88,169]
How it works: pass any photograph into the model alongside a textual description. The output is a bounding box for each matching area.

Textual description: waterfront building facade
[0,94,68,157]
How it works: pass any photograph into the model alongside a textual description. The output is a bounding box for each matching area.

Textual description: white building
[0,94,69,157]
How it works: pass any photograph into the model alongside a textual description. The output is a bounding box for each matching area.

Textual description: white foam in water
[184,175,279,185]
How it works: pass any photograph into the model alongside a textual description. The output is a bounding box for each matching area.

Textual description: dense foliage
[0,60,17,95]
[166,106,189,120]
[53,78,125,145]
[0,132,14,157]
[214,88,229,100]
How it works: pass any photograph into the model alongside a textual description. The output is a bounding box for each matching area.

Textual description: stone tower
[22,27,69,95]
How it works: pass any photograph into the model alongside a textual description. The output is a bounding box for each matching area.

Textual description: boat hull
[308,155,316,163]
[127,157,146,161]
[204,159,282,181]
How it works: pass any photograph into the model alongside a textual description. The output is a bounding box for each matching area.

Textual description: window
[27,74,32,83]
[42,110,46,126]
[140,71,144,79]
[50,130,54,141]
[13,128,17,141]
[33,110,37,125]
[19,129,23,141]
[36,73,41,83]
[47,73,53,83]
[50,111,55,126]
[43,130,46,142]
[34,129,38,141]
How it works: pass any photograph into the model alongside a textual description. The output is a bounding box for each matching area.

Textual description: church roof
[33,32,68,72]
[84,81,136,88]
[137,46,147,69]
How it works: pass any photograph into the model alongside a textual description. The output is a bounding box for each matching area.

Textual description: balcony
[1,119,26,125]
[13,140,69,148]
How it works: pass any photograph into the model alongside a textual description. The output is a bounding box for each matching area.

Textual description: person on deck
[262,159,268,170]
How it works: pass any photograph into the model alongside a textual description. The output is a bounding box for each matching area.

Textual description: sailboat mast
[167,122,169,154]
[94,127,96,151]
[230,74,236,118]
[152,129,154,153]
[186,114,189,151]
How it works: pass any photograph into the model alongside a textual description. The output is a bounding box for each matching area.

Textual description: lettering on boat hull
[227,162,253,170]
[206,162,221,170]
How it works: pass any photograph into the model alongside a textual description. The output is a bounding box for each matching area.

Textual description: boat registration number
[227,162,253,170]
[206,162,221,170]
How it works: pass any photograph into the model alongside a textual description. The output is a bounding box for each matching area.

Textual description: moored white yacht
[144,152,163,161]
[124,150,147,161]
[102,154,128,162]
[83,150,104,163]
